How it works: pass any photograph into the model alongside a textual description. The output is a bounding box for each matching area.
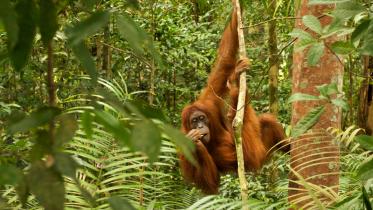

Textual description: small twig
[324,43,344,66]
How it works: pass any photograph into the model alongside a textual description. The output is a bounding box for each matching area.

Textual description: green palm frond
[288,127,372,209]
[2,74,371,209]
[1,74,198,209]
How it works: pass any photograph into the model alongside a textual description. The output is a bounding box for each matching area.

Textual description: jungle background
[0,0,372,209]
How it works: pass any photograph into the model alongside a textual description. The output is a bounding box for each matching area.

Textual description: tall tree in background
[102,25,112,77]
[148,0,157,105]
[268,0,279,116]
[288,1,343,208]
[358,56,373,135]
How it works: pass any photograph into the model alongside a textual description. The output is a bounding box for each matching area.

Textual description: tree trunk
[102,25,111,77]
[191,0,200,23]
[358,56,373,134]
[148,60,156,106]
[289,1,343,208]
[96,38,102,70]
[367,99,373,135]
[47,42,56,107]
[347,55,354,127]
[173,68,176,112]
[268,0,279,116]
[148,0,156,105]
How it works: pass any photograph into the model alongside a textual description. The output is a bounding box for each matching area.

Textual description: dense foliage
[0,0,372,209]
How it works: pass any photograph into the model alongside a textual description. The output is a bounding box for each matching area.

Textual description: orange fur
[259,114,289,153]
[179,8,286,194]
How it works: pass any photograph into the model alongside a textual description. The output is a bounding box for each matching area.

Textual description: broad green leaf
[96,89,133,118]
[289,28,314,40]
[357,157,373,180]
[30,130,51,161]
[288,93,320,103]
[53,151,95,205]
[39,0,58,45]
[333,194,360,209]
[291,106,325,138]
[0,0,19,48]
[0,165,22,185]
[27,162,65,210]
[294,38,317,52]
[82,111,93,139]
[352,19,371,43]
[307,42,325,66]
[76,184,96,207]
[333,27,355,37]
[131,100,165,120]
[355,135,373,151]
[147,200,156,210]
[303,15,322,34]
[332,1,365,20]
[116,15,163,67]
[66,11,110,46]
[360,33,373,56]
[316,83,338,97]
[308,0,350,4]
[108,196,136,210]
[125,0,140,9]
[80,0,100,11]
[8,107,61,134]
[130,120,161,163]
[162,124,197,166]
[94,110,131,147]
[322,17,345,38]
[54,153,79,178]
[55,115,78,148]
[362,186,372,210]
[71,42,98,83]
[15,176,29,207]
[10,0,37,71]
[331,98,349,111]
[55,153,95,205]
[123,101,146,118]
[331,41,355,54]
[117,14,148,55]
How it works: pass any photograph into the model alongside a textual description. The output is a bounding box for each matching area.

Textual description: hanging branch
[232,0,249,208]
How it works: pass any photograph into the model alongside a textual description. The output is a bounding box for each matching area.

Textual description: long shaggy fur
[179,9,287,194]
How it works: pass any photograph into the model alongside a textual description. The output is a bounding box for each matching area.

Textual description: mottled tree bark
[289,1,342,208]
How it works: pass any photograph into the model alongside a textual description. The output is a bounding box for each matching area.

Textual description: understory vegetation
[1,0,372,209]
